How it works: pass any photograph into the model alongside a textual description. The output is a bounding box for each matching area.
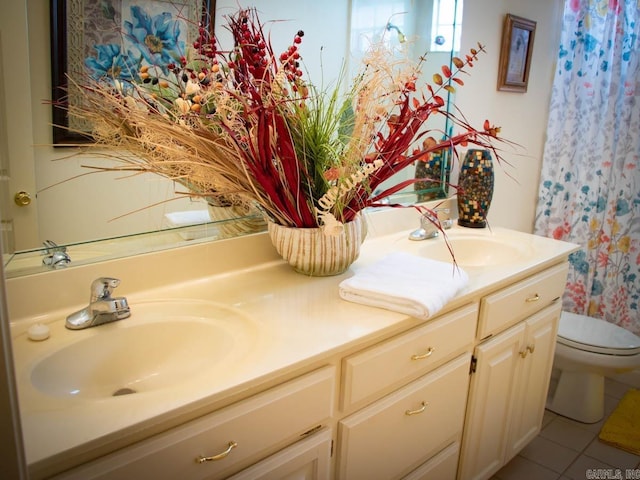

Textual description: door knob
[14,191,32,206]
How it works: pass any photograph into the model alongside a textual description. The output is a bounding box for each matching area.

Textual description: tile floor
[492,373,640,480]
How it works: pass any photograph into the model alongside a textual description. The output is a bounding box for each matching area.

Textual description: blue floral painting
[51,0,200,143]
[84,44,140,82]
[84,1,189,82]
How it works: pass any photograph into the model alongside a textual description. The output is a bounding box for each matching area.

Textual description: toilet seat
[557,311,640,356]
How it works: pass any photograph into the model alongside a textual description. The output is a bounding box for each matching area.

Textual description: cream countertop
[6,205,579,477]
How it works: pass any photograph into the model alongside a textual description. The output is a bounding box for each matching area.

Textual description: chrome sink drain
[112,387,136,396]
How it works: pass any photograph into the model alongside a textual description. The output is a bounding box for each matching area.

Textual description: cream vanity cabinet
[43,260,571,480]
[53,366,336,480]
[457,263,569,480]
[336,303,478,480]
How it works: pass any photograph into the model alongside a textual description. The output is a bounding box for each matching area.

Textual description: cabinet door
[228,428,332,480]
[506,303,561,459]
[457,323,525,480]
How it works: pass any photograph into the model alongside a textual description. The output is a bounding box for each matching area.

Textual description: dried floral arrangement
[66,6,505,233]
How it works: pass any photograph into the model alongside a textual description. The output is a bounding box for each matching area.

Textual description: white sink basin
[13,300,262,402]
[396,228,533,267]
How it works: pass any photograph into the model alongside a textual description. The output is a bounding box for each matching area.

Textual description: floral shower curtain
[534,0,640,334]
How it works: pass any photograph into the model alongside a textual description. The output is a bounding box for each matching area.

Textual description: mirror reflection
[1,0,462,277]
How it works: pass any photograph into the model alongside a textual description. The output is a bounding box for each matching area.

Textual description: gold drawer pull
[405,401,429,416]
[519,349,528,358]
[411,347,435,360]
[196,441,238,463]
[527,343,535,354]
[525,294,540,303]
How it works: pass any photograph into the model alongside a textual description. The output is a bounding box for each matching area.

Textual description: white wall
[215,0,349,89]
[455,0,564,233]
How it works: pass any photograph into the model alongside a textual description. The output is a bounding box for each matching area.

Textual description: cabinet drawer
[402,441,460,480]
[337,354,470,480]
[56,366,335,480]
[341,304,476,411]
[478,263,568,339]
[228,428,332,480]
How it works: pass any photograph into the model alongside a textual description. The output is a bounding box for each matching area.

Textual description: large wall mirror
[2,0,462,278]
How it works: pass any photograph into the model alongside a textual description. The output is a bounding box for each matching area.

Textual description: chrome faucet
[41,240,71,269]
[65,277,131,330]
[408,208,453,241]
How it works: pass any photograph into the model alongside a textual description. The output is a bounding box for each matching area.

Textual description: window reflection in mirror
[350,0,462,205]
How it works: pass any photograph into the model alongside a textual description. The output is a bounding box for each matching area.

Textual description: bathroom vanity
[6,206,578,480]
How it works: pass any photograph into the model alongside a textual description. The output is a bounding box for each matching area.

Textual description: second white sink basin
[396,227,533,267]
[14,300,262,402]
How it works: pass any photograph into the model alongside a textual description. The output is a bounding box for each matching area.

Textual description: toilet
[547,311,640,423]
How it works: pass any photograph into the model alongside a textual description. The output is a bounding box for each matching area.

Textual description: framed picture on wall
[497,14,536,93]
[50,0,214,145]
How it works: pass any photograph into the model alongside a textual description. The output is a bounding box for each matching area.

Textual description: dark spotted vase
[414,148,445,202]
[457,149,494,228]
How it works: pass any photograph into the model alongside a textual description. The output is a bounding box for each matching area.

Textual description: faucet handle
[90,277,121,302]
[420,208,452,230]
[42,240,67,255]
[435,208,453,230]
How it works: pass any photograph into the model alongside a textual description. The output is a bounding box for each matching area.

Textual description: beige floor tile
[519,435,581,473]
[543,410,559,429]
[604,394,621,416]
[562,454,617,480]
[609,370,640,388]
[604,379,631,400]
[494,455,560,480]
[549,406,606,434]
[569,415,605,434]
[605,378,638,398]
[540,416,597,452]
[584,438,640,470]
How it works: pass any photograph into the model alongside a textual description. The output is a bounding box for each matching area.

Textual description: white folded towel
[164,210,211,227]
[339,251,469,319]
[164,210,215,240]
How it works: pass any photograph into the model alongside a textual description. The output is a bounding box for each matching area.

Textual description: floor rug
[599,388,640,455]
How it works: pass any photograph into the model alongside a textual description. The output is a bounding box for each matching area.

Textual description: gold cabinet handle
[405,401,429,416]
[411,347,435,360]
[519,349,528,358]
[525,294,540,303]
[527,344,535,354]
[196,441,238,463]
